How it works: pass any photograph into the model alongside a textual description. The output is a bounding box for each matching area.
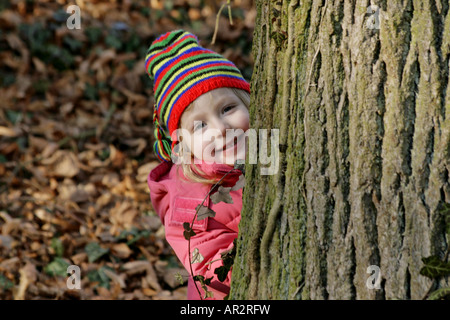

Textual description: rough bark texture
[230,0,450,300]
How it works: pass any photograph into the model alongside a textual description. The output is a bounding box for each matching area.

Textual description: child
[145,30,250,300]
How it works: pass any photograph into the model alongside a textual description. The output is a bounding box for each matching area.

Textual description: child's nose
[211,119,229,137]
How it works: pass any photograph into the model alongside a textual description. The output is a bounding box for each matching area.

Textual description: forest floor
[0,0,254,300]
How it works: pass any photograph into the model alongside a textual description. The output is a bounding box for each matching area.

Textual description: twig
[212,3,227,45]
[211,0,233,45]
[227,0,233,25]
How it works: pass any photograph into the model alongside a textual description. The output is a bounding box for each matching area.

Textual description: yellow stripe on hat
[151,41,198,75]
[156,56,230,103]
[162,70,242,123]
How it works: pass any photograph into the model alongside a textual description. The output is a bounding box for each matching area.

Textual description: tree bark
[230,0,450,300]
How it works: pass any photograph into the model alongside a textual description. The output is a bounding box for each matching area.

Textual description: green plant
[420,202,450,300]
[182,161,245,299]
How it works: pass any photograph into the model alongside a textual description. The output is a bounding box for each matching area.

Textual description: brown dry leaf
[34,208,53,223]
[0,257,20,273]
[57,180,96,203]
[32,57,46,74]
[0,0,254,301]
[0,126,19,137]
[94,286,112,300]
[144,262,161,292]
[122,138,147,156]
[0,211,21,236]
[122,261,150,275]
[102,268,126,289]
[0,9,22,28]
[28,135,49,152]
[137,161,159,182]
[109,201,139,231]
[71,252,87,265]
[109,144,126,168]
[101,172,120,188]
[91,49,116,70]
[111,243,132,259]
[14,262,37,300]
[41,150,80,178]
[142,287,157,297]
[0,235,14,250]
[121,260,162,292]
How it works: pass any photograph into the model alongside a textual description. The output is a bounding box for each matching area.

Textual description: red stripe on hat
[158,61,234,114]
[152,31,171,45]
[147,34,197,66]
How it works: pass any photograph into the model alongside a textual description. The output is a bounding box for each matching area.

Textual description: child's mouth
[218,135,242,153]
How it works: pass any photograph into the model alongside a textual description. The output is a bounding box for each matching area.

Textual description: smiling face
[178,87,250,165]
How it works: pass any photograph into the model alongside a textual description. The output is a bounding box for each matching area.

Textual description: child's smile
[179,88,250,165]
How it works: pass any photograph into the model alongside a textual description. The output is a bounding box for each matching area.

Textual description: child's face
[179,88,250,165]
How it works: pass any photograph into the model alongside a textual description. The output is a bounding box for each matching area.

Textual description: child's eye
[193,121,206,131]
[223,105,236,113]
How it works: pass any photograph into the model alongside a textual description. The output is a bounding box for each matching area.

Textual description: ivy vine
[182,161,245,300]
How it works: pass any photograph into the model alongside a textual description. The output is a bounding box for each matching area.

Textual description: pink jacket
[147,160,242,300]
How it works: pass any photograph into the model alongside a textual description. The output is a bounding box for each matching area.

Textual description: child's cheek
[237,109,250,131]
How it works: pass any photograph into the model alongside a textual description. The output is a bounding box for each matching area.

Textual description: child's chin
[218,154,246,166]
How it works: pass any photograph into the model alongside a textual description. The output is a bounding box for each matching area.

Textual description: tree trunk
[230,0,450,300]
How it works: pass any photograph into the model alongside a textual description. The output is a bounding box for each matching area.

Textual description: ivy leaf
[193,275,206,285]
[214,266,230,282]
[87,266,114,289]
[420,256,450,279]
[183,222,196,240]
[191,248,204,264]
[427,287,450,300]
[0,274,13,290]
[221,245,236,269]
[214,243,236,282]
[210,186,233,204]
[85,242,110,263]
[196,204,216,221]
[193,275,214,299]
[203,290,214,299]
[44,257,70,277]
[231,174,245,191]
[175,272,185,285]
[50,237,64,257]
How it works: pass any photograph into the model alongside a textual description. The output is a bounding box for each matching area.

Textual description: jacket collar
[148,160,242,186]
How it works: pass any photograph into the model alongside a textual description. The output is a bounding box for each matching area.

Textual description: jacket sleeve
[147,180,170,225]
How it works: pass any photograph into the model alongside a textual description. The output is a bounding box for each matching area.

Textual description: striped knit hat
[145,29,250,162]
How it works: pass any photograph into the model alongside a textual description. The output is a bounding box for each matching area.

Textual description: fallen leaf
[41,150,80,178]
[111,243,132,259]
[102,268,126,289]
[0,126,19,137]
[14,262,37,300]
